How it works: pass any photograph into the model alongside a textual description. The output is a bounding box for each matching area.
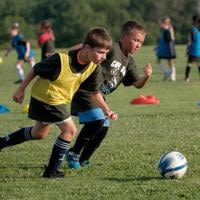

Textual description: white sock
[16,65,25,80]
[170,66,176,81]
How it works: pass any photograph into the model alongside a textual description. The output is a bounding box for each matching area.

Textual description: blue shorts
[78,108,110,127]
[17,49,35,60]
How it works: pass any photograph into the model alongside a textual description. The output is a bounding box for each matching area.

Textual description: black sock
[80,126,109,163]
[185,66,191,79]
[0,127,33,149]
[198,66,200,77]
[70,120,104,155]
[47,137,70,172]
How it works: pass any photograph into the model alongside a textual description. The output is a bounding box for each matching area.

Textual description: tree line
[0,0,199,48]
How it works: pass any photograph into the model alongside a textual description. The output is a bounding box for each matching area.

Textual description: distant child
[0,27,117,178]
[5,22,35,84]
[156,16,176,81]
[37,20,55,60]
[184,15,200,82]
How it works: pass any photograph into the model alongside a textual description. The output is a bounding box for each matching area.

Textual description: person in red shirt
[37,20,55,60]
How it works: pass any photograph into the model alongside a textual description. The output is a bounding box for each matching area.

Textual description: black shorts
[28,97,70,123]
[188,55,200,63]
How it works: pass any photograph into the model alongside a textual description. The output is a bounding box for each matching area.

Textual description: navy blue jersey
[12,34,35,59]
[156,28,176,59]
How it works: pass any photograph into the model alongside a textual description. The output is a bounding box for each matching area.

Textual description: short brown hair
[40,20,52,30]
[120,20,146,36]
[83,27,112,50]
[11,22,19,30]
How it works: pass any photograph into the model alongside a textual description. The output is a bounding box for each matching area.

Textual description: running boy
[0,27,117,178]
[5,22,36,84]
[67,20,152,169]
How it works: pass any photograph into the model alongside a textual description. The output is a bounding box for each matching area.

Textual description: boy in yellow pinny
[0,27,117,178]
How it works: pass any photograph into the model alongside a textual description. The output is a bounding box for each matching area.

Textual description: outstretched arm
[4,48,12,57]
[13,68,36,104]
[132,63,152,88]
[90,92,118,120]
[24,41,31,61]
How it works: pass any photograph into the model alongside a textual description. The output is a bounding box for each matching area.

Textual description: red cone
[131,95,160,105]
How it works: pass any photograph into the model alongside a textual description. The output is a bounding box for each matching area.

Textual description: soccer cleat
[80,160,90,167]
[184,78,190,83]
[0,137,3,151]
[163,71,171,81]
[43,166,65,178]
[66,151,81,169]
[14,79,23,84]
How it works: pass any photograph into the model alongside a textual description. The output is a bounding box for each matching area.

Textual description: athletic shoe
[14,79,23,84]
[0,137,3,151]
[43,166,65,178]
[163,71,171,81]
[80,160,90,167]
[66,151,81,169]
[184,78,190,83]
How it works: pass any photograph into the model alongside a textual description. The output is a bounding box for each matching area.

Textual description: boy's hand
[106,110,118,120]
[13,88,25,104]
[144,63,152,77]
[24,53,30,62]
[4,49,9,57]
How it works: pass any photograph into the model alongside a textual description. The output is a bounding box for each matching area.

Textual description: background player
[5,22,35,84]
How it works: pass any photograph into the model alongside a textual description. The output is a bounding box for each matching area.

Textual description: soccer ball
[0,57,3,64]
[158,151,188,179]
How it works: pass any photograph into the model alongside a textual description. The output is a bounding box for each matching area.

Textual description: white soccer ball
[158,151,188,179]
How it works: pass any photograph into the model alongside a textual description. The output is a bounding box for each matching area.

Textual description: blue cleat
[80,160,91,167]
[66,151,81,169]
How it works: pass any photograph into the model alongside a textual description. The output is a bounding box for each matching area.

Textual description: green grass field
[1,46,200,200]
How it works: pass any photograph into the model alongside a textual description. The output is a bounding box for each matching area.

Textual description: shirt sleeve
[33,53,61,81]
[122,56,140,86]
[79,65,102,92]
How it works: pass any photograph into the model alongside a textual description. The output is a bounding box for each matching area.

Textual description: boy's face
[88,47,110,64]
[120,30,146,55]
[10,28,18,37]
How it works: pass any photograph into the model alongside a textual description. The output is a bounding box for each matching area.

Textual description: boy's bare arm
[13,68,36,104]
[132,63,152,89]
[89,92,118,120]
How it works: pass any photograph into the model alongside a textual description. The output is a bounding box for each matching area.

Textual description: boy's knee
[70,125,77,137]
[60,125,77,141]
[32,134,47,140]
[16,64,22,70]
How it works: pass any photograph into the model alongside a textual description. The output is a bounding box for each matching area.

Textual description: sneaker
[43,166,65,179]
[163,71,171,81]
[184,78,190,83]
[14,79,23,84]
[80,160,90,167]
[66,151,81,169]
[0,137,3,151]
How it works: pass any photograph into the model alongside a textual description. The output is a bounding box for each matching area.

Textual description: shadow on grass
[0,163,43,170]
[101,176,163,182]
[0,163,44,179]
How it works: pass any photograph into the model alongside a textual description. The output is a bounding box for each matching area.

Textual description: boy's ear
[84,44,92,50]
